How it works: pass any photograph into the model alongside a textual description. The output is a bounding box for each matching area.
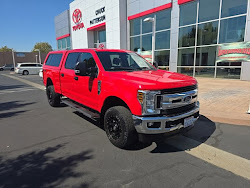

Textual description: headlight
[138,90,161,115]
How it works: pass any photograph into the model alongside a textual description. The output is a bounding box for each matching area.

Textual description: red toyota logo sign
[72,9,82,24]
[98,43,105,49]
[72,9,84,31]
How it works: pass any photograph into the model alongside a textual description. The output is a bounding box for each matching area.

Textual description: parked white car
[15,63,42,75]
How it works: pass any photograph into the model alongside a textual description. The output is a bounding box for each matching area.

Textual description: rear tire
[104,106,138,149]
[46,85,61,107]
[23,70,29,75]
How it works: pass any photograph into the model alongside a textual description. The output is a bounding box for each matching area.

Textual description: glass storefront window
[197,21,218,46]
[195,67,215,77]
[177,67,194,76]
[196,46,217,66]
[155,50,170,66]
[178,48,195,66]
[142,14,154,34]
[156,9,171,31]
[57,40,62,50]
[217,62,242,66]
[130,18,141,36]
[155,30,170,50]
[219,16,246,44]
[130,36,140,52]
[216,68,241,79]
[179,1,197,26]
[199,0,220,22]
[99,30,106,43]
[62,38,66,49]
[142,34,152,51]
[179,25,196,47]
[66,37,71,49]
[221,0,247,18]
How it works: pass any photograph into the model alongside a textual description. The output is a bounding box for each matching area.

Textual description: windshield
[96,51,156,71]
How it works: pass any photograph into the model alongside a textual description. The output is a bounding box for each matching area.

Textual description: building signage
[217,42,250,62]
[98,43,105,49]
[72,9,84,31]
[90,7,105,25]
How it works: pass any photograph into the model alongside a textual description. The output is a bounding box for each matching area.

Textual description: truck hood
[108,70,197,90]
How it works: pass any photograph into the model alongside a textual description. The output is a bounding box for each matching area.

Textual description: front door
[73,52,100,111]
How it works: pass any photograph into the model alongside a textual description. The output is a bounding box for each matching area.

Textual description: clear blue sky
[0,0,73,52]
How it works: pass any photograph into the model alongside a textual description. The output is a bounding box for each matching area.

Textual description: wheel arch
[100,96,131,126]
[46,77,53,87]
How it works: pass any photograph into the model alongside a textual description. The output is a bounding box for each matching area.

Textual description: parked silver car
[15,63,42,75]
[0,64,14,71]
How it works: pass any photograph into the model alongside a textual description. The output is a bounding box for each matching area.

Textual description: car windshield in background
[96,52,155,71]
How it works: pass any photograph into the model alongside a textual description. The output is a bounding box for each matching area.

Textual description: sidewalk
[196,77,250,126]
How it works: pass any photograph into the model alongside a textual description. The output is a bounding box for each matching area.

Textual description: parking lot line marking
[166,135,250,180]
[3,74,44,90]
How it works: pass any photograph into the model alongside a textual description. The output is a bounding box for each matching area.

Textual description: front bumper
[133,102,199,134]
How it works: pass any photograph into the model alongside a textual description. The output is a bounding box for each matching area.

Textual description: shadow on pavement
[72,110,216,153]
[0,110,28,119]
[0,144,94,188]
[0,101,35,112]
[0,85,26,90]
[150,115,216,153]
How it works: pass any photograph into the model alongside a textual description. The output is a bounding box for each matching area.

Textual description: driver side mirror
[74,62,87,76]
[153,61,158,69]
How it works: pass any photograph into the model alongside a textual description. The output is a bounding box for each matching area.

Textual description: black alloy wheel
[104,106,138,149]
[46,85,61,107]
[106,115,122,140]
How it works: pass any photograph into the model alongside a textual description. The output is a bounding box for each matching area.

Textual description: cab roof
[50,48,133,54]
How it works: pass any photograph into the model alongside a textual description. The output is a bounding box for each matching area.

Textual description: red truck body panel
[43,49,197,116]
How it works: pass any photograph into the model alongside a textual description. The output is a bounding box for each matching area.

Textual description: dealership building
[55,0,250,81]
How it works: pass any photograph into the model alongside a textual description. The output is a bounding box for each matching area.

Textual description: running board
[61,98,100,120]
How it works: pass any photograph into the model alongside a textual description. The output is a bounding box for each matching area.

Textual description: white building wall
[127,0,172,17]
[70,0,126,50]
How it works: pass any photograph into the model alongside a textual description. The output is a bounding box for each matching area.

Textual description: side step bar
[61,98,100,120]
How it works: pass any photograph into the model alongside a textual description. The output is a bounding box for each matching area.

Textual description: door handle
[61,73,64,77]
[74,76,78,81]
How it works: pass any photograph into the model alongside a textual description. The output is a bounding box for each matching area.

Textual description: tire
[23,70,29,75]
[104,106,138,149]
[46,85,61,107]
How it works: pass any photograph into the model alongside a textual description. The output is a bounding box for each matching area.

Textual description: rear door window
[45,54,63,67]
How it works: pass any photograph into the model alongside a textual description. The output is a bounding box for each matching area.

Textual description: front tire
[104,106,138,149]
[46,85,61,107]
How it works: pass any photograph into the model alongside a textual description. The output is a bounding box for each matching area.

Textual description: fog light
[147,122,161,129]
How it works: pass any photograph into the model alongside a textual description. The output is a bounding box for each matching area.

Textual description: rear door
[60,52,81,99]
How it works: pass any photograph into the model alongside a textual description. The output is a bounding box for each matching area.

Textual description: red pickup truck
[43,49,199,148]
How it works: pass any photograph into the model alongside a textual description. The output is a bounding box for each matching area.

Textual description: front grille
[161,84,197,94]
[161,102,196,116]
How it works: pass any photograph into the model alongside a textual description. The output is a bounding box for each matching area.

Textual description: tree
[0,46,13,52]
[32,42,53,53]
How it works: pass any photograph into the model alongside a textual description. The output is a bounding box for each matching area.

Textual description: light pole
[34,49,41,64]
[143,17,155,63]
[12,49,15,68]
[35,55,38,63]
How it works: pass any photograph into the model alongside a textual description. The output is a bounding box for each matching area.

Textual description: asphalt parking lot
[0,71,250,188]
